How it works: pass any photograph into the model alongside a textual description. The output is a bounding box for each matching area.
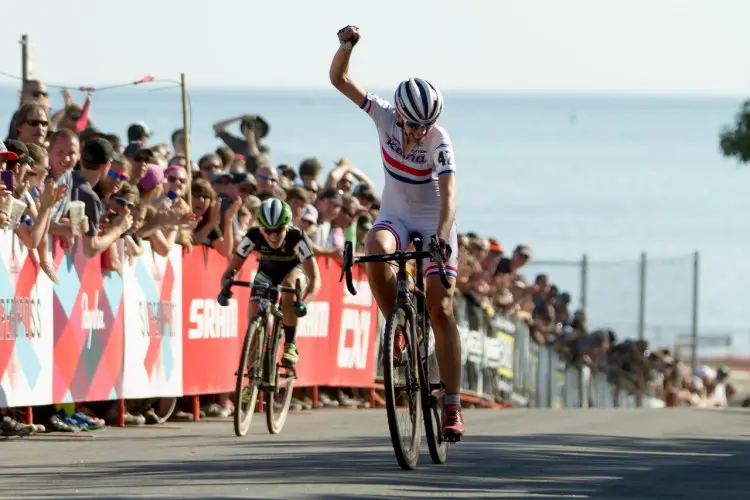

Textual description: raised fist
[337,25,360,47]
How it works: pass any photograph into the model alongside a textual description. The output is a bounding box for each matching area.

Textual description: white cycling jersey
[360,92,456,217]
[360,91,459,279]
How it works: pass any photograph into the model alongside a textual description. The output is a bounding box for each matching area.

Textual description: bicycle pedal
[442,431,461,443]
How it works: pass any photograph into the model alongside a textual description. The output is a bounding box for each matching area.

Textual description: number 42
[437,150,453,166]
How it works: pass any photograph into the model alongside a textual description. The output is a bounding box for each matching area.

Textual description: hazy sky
[3,0,750,94]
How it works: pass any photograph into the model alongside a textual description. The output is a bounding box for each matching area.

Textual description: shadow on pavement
[1,432,748,499]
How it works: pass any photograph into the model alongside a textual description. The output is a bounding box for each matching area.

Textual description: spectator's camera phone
[1,171,13,191]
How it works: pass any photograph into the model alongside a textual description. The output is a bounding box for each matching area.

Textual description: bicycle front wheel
[233,317,264,437]
[383,306,421,470]
[265,324,296,434]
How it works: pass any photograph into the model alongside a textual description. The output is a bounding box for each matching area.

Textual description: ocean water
[1,85,748,354]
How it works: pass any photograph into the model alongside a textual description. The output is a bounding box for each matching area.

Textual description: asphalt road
[1,407,749,499]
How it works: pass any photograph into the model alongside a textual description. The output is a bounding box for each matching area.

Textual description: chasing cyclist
[219,198,321,367]
[329,25,464,439]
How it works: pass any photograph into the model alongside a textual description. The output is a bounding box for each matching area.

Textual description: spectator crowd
[0,78,739,436]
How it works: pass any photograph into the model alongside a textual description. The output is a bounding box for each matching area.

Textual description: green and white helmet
[257,198,292,230]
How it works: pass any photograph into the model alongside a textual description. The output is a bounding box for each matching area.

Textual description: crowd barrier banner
[52,240,124,403]
[0,240,660,412]
[0,233,53,407]
[181,247,251,395]
[122,242,183,399]
[295,259,379,387]
[292,258,337,387]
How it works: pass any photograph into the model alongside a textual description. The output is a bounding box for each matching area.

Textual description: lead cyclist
[329,25,464,439]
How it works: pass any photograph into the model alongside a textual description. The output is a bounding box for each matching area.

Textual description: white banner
[0,232,53,407]
[122,242,183,398]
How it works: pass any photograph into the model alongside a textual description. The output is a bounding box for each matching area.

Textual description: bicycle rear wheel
[383,306,421,470]
[422,350,448,464]
[265,324,296,434]
[233,317,264,437]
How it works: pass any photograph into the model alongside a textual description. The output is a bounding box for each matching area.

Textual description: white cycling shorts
[371,212,458,280]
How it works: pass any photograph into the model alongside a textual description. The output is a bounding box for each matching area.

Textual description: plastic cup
[69,200,86,235]
[3,196,27,228]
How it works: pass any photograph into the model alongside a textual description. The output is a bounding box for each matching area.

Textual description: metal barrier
[372,289,665,409]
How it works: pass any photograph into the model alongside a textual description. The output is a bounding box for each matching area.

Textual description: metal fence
[372,289,663,409]
[524,251,700,367]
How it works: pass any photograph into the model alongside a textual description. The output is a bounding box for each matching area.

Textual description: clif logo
[81,291,105,349]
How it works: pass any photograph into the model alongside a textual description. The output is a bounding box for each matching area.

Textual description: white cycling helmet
[394,78,443,126]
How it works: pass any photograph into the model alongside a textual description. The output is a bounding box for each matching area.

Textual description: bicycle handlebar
[339,235,452,295]
[223,278,304,308]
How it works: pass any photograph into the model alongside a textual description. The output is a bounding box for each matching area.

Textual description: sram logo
[337,308,371,369]
[187,299,238,339]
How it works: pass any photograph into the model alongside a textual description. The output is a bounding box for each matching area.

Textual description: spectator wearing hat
[232,172,257,205]
[212,114,270,175]
[309,187,344,259]
[127,121,151,147]
[0,140,66,251]
[299,204,318,236]
[137,163,166,206]
[73,138,133,257]
[95,153,131,203]
[127,147,156,184]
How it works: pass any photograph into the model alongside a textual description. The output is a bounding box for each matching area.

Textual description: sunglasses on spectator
[32,90,48,98]
[201,163,221,171]
[68,113,81,121]
[341,207,356,218]
[261,226,285,235]
[114,197,135,209]
[258,175,277,184]
[107,169,129,181]
[26,119,49,127]
[168,175,187,184]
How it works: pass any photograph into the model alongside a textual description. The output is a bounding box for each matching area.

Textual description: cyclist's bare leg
[279,268,306,364]
[424,275,461,396]
[364,229,399,316]
[280,268,306,329]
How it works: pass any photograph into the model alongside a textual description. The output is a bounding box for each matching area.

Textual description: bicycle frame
[230,279,302,390]
[339,235,449,395]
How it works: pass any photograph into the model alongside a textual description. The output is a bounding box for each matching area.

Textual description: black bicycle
[340,234,453,470]
[221,279,304,437]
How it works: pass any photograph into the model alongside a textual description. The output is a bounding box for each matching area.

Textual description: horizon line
[0,81,748,100]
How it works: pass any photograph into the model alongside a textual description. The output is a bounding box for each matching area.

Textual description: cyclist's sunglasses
[108,169,129,181]
[261,227,285,235]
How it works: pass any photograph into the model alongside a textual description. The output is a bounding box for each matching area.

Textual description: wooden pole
[20,34,29,88]
[181,73,192,206]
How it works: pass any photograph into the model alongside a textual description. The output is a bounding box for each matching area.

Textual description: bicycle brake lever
[429,235,452,289]
[343,242,357,296]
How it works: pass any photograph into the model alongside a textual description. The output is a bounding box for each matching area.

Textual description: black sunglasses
[26,119,49,127]
[261,226,285,235]
[115,197,135,209]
